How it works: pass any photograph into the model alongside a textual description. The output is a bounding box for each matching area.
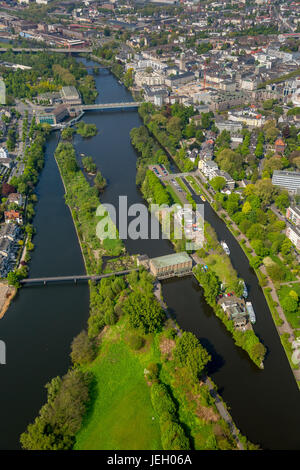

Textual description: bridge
[80,102,142,111]
[20,268,139,285]
[0,48,92,54]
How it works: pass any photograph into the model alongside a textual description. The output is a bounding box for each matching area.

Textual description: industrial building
[149,252,193,279]
[60,86,82,106]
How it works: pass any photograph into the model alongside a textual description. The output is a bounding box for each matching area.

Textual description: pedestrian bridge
[20,268,139,285]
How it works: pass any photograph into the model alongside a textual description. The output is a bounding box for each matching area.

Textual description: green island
[75,122,98,138]
[19,133,257,450]
[130,121,266,368]
[20,269,257,450]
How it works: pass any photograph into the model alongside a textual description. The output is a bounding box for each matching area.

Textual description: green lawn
[205,253,239,291]
[74,324,162,450]
[185,176,202,195]
[165,183,182,206]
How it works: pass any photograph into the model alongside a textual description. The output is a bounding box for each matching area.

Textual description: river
[0,57,299,450]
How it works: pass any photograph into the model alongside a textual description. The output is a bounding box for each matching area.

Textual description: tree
[281,295,298,314]
[123,291,165,333]
[242,201,252,214]
[20,369,92,450]
[275,193,289,212]
[94,171,107,191]
[61,127,75,141]
[7,271,20,288]
[210,176,226,192]
[266,263,285,281]
[70,330,96,365]
[251,343,266,364]
[82,156,97,174]
[253,179,277,207]
[173,332,211,380]
[225,193,240,215]
[1,182,16,197]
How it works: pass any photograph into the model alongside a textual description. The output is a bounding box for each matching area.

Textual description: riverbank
[129,123,266,367]
[135,103,298,381]
[21,135,249,449]
[0,282,17,319]
[4,57,300,450]
[192,172,300,385]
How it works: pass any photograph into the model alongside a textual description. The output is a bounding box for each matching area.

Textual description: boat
[246,301,256,324]
[200,195,206,202]
[221,241,230,255]
[241,280,248,298]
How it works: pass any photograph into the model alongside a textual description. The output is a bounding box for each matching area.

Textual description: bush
[71,330,96,365]
[126,332,144,350]
[145,363,159,382]
[160,419,190,450]
[151,383,176,417]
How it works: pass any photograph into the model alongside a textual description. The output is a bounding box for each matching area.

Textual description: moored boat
[221,240,230,255]
[246,301,256,323]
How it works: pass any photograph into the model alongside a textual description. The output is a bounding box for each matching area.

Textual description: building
[0,223,19,241]
[149,252,193,279]
[7,193,23,206]
[286,206,300,226]
[4,210,23,225]
[36,105,68,126]
[60,86,82,106]
[275,138,285,154]
[199,160,219,180]
[272,170,300,194]
[218,295,249,330]
[0,78,5,105]
[286,225,300,250]
[165,71,195,88]
[215,119,243,134]
[0,237,11,257]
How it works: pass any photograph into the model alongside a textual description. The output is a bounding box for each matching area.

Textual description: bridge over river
[20,268,139,285]
[80,102,142,111]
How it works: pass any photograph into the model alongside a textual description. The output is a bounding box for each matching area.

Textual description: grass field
[165,183,182,206]
[205,253,238,290]
[185,175,202,195]
[74,322,162,450]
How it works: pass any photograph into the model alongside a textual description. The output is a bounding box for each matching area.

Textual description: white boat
[221,241,230,255]
[241,280,248,298]
[246,301,256,324]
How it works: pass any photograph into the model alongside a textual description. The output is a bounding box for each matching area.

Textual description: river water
[0,58,299,450]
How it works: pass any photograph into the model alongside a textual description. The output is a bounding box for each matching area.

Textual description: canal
[0,57,299,450]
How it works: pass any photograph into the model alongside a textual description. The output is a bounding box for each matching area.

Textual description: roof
[61,86,80,99]
[150,252,192,269]
[275,138,285,146]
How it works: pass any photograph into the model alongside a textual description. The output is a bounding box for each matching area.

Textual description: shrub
[151,383,176,417]
[71,330,96,365]
[160,419,190,450]
[127,332,144,350]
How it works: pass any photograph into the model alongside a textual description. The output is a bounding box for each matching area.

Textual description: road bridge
[80,102,142,111]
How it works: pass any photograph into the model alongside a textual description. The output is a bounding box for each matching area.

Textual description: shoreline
[53,137,89,276]
[0,283,17,319]
[138,109,299,382]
